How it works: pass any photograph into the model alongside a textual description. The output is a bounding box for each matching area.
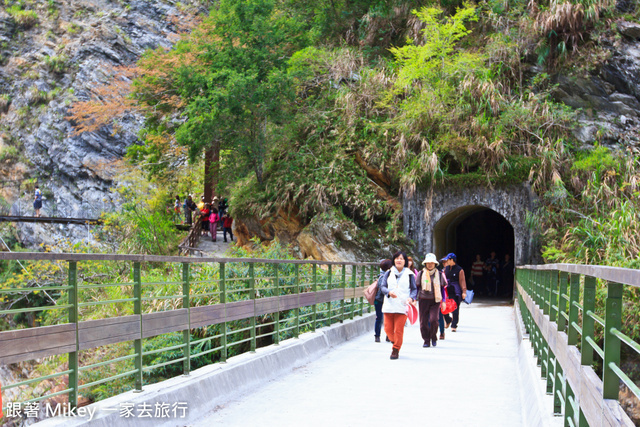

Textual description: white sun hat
[422,253,439,265]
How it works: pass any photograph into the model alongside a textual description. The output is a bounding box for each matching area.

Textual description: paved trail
[192,300,527,427]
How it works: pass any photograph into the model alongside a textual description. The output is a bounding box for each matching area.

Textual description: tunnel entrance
[434,206,515,298]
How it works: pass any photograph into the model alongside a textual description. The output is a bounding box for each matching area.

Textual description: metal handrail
[0,255,376,418]
[516,265,636,426]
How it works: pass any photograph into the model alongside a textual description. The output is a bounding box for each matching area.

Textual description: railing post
[341,265,346,323]
[603,282,623,400]
[567,273,580,346]
[359,264,364,316]
[553,361,563,415]
[558,271,568,333]
[133,262,143,391]
[312,263,317,332]
[182,262,191,375]
[274,263,280,345]
[581,276,596,366]
[328,264,332,326]
[565,381,576,427]
[543,271,550,316]
[249,262,256,352]
[549,270,558,323]
[295,263,300,338]
[351,265,356,320]
[220,263,227,362]
[67,261,79,409]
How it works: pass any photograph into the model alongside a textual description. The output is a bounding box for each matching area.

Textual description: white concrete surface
[192,300,529,427]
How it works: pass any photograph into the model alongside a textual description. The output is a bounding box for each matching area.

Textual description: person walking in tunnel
[373,259,393,343]
[442,253,467,332]
[379,251,417,359]
[484,251,500,296]
[470,254,484,294]
[416,253,446,347]
[500,254,514,296]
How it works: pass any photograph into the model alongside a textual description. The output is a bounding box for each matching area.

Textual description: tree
[134,0,310,197]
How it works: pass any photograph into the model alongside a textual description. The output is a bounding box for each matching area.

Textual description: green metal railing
[0,252,376,417]
[516,264,639,426]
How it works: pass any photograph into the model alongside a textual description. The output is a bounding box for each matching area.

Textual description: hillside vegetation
[2,0,640,419]
[68,0,639,265]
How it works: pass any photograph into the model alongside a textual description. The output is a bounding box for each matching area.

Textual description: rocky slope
[0,0,206,248]
[553,22,640,151]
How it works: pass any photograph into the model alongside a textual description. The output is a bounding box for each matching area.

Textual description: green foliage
[7,5,38,29]
[98,166,184,255]
[43,54,68,74]
[0,145,19,162]
[571,145,617,174]
[390,6,479,90]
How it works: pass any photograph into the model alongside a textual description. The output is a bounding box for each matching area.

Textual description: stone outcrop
[0,0,206,247]
[551,26,640,150]
[235,208,403,263]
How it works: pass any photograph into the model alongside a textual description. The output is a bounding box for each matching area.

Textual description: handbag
[464,289,475,305]
[363,280,379,305]
[406,302,418,325]
[440,285,457,315]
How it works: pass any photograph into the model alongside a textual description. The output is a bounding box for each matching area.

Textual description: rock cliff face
[0,0,205,247]
[552,22,640,149]
[235,209,405,263]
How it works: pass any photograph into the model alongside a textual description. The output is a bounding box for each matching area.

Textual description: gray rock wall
[0,0,207,248]
[551,25,640,150]
[402,184,538,265]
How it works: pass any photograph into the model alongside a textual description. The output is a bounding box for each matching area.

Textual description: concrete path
[192,300,527,427]
[193,228,234,257]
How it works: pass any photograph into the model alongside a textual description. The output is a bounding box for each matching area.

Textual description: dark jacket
[416,269,446,300]
[445,264,467,297]
[375,271,387,303]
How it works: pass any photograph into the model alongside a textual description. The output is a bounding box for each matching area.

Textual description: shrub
[0,94,10,114]
[7,6,38,29]
[43,54,68,74]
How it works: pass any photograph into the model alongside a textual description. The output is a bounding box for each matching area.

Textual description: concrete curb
[35,313,375,427]
[513,303,562,427]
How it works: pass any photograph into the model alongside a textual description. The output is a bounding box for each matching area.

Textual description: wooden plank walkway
[0,215,102,225]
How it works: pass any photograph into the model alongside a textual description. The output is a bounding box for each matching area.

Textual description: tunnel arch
[434,205,516,297]
[402,184,537,269]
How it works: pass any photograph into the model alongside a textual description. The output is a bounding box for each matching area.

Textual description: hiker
[222,212,234,242]
[200,203,211,236]
[484,251,500,296]
[470,254,484,294]
[33,185,42,218]
[378,251,417,360]
[174,196,181,223]
[373,259,393,343]
[407,256,419,276]
[184,195,196,226]
[209,208,220,242]
[218,198,228,227]
[442,253,467,332]
[500,254,514,296]
[416,253,447,348]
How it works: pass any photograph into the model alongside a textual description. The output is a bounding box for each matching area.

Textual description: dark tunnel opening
[434,207,515,299]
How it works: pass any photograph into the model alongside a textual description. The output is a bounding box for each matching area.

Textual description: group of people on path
[469,251,514,297]
[373,251,467,360]
[174,195,234,243]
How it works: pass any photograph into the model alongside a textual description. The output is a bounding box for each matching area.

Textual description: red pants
[384,313,408,350]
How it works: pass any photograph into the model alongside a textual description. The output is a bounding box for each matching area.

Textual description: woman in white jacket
[379,251,418,360]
